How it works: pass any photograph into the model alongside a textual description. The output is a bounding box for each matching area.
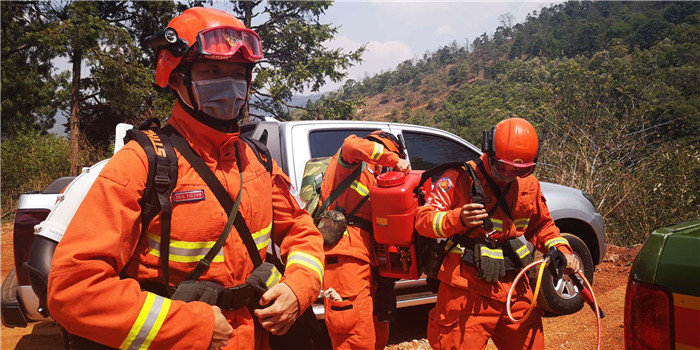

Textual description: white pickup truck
[2,119,605,328]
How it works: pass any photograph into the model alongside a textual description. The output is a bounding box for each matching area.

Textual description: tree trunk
[69,50,82,176]
[241,1,255,122]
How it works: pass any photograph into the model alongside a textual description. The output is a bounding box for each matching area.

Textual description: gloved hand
[473,239,505,284]
[171,280,225,305]
[373,277,397,323]
[544,247,567,282]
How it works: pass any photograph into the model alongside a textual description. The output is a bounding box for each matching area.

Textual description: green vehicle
[624,219,700,350]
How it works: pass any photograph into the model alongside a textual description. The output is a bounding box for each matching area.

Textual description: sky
[314,1,563,93]
[50,1,562,134]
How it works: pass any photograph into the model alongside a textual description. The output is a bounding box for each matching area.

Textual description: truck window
[402,131,480,170]
[309,129,374,158]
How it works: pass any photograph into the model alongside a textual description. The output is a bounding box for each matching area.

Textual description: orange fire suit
[47,101,324,350]
[320,135,399,350]
[415,154,573,350]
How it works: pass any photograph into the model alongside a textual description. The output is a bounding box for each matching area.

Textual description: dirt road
[1,218,636,349]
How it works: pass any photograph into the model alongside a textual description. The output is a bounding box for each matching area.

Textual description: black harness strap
[314,161,364,221]
[477,160,514,220]
[166,127,265,269]
[124,121,178,289]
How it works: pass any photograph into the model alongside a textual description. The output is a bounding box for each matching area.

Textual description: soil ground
[1,220,638,349]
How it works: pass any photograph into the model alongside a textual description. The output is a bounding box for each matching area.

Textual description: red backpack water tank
[371,170,427,279]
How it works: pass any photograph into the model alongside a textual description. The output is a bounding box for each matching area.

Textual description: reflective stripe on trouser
[323,255,389,350]
[119,293,171,350]
[427,282,544,350]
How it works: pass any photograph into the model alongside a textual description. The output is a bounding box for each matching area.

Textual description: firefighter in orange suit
[47,8,324,350]
[415,118,581,349]
[319,131,410,349]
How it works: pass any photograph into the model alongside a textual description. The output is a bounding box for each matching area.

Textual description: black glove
[373,277,397,323]
[505,239,535,279]
[544,247,567,281]
[170,280,224,305]
[246,262,282,298]
[473,239,505,284]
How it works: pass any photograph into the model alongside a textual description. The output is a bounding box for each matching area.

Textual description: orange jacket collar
[168,101,241,160]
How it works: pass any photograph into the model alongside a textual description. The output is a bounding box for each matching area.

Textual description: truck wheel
[535,233,594,316]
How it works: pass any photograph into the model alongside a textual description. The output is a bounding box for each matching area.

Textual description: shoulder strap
[464,161,494,231]
[124,119,178,289]
[240,135,273,174]
[164,126,265,271]
[314,160,364,221]
[476,159,514,219]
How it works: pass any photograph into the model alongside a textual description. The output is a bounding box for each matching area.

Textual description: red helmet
[482,118,539,178]
[145,7,263,88]
[365,130,406,158]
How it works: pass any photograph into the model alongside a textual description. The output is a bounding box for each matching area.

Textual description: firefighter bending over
[47,7,324,350]
[415,117,580,349]
[319,131,410,350]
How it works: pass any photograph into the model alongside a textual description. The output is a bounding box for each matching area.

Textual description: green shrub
[2,130,71,219]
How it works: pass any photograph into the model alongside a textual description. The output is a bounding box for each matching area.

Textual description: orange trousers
[427,281,544,350]
[323,255,389,350]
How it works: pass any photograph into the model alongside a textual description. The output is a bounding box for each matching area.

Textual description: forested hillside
[301,1,700,245]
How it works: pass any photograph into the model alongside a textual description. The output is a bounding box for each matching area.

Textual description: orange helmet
[365,130,406,158]
[482,118,539,177]
[145,7,263,88]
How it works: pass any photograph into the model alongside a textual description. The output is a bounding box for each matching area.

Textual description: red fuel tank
[371,171,423,245]
[371,170,428,279]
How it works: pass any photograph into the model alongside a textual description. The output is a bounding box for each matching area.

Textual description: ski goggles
[195,25,263,61]
[492,157,536,178]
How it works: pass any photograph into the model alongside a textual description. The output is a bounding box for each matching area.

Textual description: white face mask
[191,77,248,120]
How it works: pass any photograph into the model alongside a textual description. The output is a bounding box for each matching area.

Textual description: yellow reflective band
[253,223,272,250]
[147,233,224,263]
[515,244,531,258]
[119,293,171,350]
[491,218,503,231]
[514,218,530,229]
[287,251,324,283]
[351,181,370,197]
[343,229,350,236]
[370,143,384,160]
[479,246,504,260]
[433,212,447,238]
[266,267,282,288]
[149,250,225,263]
[545,237,570,250]
[448,244,464,254]
[148,232,215,249]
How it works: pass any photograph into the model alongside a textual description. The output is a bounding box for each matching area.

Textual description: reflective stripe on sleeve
[545,237,570,250]
[432,212,447,238]
[287,251,324,283]
[350,181,370,197]
[514,218,530,230]
[252,223,272,251]
[479,246,504,260]
[119,293,171,350]
[147,233,223,263]
[370,143,384,160]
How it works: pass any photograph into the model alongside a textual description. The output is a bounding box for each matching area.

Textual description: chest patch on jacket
[172,189,205,203]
